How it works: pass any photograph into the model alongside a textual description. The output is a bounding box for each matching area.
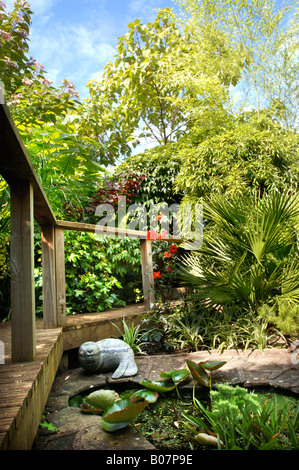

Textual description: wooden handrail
[56,219,183,242]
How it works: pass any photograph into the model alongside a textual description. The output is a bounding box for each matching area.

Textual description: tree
[0,1,80,126]
[174,113,299,202]
[176,0,299,129]
[79,8,244,162]
[0,0,33,96]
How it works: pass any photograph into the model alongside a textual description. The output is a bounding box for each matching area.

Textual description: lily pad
[186,360,209,387]
[198,360,226,371]
[139,379,177,393]
[160,369,190,385]
[130,389,159,403]
[101,389,159,433]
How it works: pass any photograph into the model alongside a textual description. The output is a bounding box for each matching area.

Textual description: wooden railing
[0,104,182,363]
[42,219,182,331]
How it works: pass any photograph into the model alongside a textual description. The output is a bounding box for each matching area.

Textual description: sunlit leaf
[139,379,176,393]
[160,368,190,385]
[101,397,149,432]
[198,360,226,371]
[186,360,209,387]
[130,389,159,403]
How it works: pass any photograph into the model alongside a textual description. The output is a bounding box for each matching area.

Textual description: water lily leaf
[101,397,152,432]
[80,403,103,414]
[130,389,159,403]
[139,379,176,392]
[198,360,226,371]
[101,419,130,433]
[186,360,209,387]
[160,369,190,385]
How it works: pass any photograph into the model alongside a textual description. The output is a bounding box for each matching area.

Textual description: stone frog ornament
[78,338,138,379]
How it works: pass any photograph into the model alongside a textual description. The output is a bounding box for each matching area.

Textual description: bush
[34,232,143,316]
[179,189,299,316]
[259,300,299,338]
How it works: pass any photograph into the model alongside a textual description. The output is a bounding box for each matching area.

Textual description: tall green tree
[176,0,299,129]
[80,7,244,162]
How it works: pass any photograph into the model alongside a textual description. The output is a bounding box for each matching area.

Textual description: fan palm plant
[180,189,299,315]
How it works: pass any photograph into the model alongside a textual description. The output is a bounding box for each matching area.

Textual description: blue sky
[7,0,178,99]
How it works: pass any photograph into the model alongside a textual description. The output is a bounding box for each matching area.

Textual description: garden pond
[68,380,299,451]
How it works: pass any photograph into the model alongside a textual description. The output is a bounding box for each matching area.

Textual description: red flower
[169,244,178,254]
[155,214,163,221]
[166,266,172,272]
[164,251,172,258]
[153,271,162,279]
[147,229,158,241]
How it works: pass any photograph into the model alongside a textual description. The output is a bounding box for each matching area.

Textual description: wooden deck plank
[0,303,147,449]
[0,324,63,449]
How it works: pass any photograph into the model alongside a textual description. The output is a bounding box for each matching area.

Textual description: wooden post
[140,239,155,310]
[41,224,57,328]
[10,181,36,362]
[54,226,66,326]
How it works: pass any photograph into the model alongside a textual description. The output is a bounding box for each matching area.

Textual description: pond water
[69,384,299,451]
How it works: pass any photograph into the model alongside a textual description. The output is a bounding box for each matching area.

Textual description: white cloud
[127,0,172,21]
[29,19,116,98]
[29,0,55,15]
[5,0,54,15]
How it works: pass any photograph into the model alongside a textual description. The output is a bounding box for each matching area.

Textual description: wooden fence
[0,103,182,364]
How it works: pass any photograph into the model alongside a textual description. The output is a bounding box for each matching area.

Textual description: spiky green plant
[180,189,299,315]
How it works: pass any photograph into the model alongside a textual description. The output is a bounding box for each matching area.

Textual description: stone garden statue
[78,338,138,379]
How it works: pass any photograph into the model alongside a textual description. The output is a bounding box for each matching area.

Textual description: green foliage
[115,146,183,207]
[175,116,299,201]
[64,233,142,314]
[112,319,150,355]
[80,9,191,161]
[187,360,226,390]
[85,389,121,413]
[80,6,239,162]
[22,123,104,219]
[180,189,299,315]
[176,0,299,129]
[142,293,288,355]
[259,300,299,337]
[39,415,60,433]
[181,384,299,450]
[186,359,226,406]
[33,232,142,316]
[0,0,34,96]
[1,1,79,127]
[140,368,190,397]
[101,389,159,433]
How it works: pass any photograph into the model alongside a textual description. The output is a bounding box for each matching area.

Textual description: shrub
[179,189,299,316]
[34,232,142,316]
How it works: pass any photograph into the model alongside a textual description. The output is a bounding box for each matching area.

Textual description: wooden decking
[0,303,146,450]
